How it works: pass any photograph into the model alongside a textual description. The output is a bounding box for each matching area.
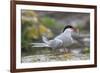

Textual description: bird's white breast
[55,29,74,47]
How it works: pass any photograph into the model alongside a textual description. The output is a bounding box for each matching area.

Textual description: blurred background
[21,10,90,63]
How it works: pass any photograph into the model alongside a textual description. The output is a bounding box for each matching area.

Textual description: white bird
[32,25,89,53]
[42,25,82,49]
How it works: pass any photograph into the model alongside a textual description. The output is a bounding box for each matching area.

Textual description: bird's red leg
[64,48,71,53]
[63,48,68,59]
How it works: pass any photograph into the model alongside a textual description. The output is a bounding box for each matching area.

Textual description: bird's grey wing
[49,39,63,49]
[71,32,84,46]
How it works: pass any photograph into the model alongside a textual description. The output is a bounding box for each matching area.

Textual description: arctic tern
[32,25,88,53]
[42,25,84,49]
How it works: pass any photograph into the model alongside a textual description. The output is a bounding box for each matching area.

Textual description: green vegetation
[41,17,56,27]
[83,47,90,54]
[21,11,65,54]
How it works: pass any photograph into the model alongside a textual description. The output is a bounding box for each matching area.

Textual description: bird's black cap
[63,25,74,32]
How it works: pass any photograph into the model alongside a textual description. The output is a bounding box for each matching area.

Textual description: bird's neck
[63,29,73,37]
[64,28,73,33]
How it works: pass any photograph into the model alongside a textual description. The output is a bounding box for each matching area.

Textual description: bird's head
[63,25,79,33]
